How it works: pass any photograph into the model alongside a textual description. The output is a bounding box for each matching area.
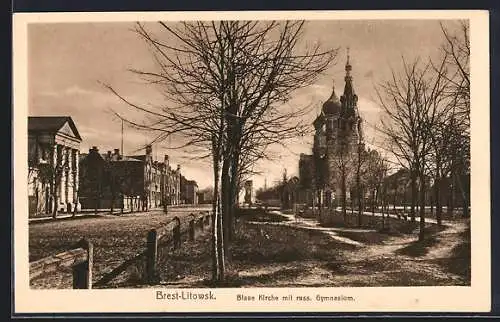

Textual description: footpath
[28,208,166,224]
[252,208,451,247]
[28,204,212,224]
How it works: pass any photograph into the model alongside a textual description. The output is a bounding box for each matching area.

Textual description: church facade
[299,54,364,209]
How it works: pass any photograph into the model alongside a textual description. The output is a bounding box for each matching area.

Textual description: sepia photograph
[13,10,490,313]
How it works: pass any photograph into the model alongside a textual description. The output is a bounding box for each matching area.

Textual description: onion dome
[322,81,341,115]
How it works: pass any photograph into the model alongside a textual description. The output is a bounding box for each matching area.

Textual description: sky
[28,19,463,190]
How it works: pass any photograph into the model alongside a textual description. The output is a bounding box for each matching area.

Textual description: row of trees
[300,141,388,227]
[28,143,78,218]
[376,21,470,240]
[106,19,470,281]
[106,21,337,283]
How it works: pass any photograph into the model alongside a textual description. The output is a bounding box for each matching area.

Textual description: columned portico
[28,116,82,218]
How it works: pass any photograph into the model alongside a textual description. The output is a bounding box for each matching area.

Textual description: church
[298,52,364,210]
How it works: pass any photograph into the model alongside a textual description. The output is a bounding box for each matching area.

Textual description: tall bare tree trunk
[357,186,363,227]
[221,157,232,259]
[418,173,426,241]
[229,172,239,236]
[410,170,417,222]
[341,171,347,224]
[393,192,396,212]
[212,151,225,283]
[228,149,241,242]
[52,185,58,219]
[403,186,407,214]
[452,172,469,218]
[434,177,442,226]
[381,190,385,229]
[371,188,377,225]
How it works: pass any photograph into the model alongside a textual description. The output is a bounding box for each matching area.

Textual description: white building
[28,116,82,217]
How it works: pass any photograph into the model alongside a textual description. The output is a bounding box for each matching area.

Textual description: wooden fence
[29,238,93,289]
[145,211,211,283]
[29,211,212,288]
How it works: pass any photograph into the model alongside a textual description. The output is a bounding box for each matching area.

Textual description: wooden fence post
[72,238,93,289]
[173,216,181,249]
[188,214,196,241]
[204,212,210,227]
[146,229,158,283]
[198,213,204,231]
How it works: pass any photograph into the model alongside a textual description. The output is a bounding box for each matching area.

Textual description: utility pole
[121,119,124,155]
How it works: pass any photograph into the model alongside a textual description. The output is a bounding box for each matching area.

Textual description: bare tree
[439,21,470,127]
[31,145,74,219]
[363,149,382,219]
[376,56,450,241]
[104,20,336,283]
[437,20,470,217]
[329,140,355,223]
[353,143,372,226]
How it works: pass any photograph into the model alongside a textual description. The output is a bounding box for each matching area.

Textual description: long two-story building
[78,144,189,212]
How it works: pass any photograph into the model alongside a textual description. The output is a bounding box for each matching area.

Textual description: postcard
[13,10,490,314]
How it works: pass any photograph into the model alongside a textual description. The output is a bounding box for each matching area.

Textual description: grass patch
[231,223,354,265]
[359,257,402,272]
[322,261,354,275]
[435,225,471,282]
[29,211,194,288]
[380,270,453,286]
[335,230,390,245]
[237,209,290,223]
[235,267,303,286]
[396,236,439,257]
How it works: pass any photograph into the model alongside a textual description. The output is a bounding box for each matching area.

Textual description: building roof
[28,116,82,140]
[322,83,341,116]
[115,156,142,162]
[105,154,141,162]
[80,151,142,165]
[128,155,147,161]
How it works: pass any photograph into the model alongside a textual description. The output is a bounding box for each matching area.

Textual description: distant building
[197,188,213,204]
[28,116,82,217]
[79,144,188,212]
[159,156,181,206]
[126,145,155,210]
[181,176,198,205]
[79,147,144,211]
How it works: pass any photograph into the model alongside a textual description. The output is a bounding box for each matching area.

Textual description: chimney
[114,148,121,160]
